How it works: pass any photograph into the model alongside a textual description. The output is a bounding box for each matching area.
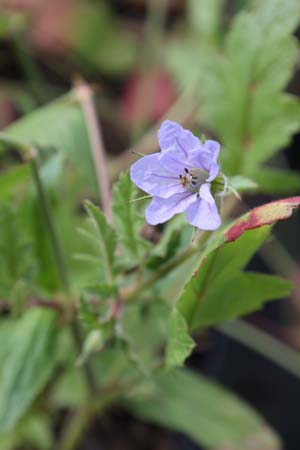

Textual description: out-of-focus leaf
[147,216,192,270]
[251,167,300,194]
[168,0,300,179]
[0,165,30,201]
[229,175,258,193]
[112,172,149,265]
[70,3,136,75]
[127,369,280,450]
[0,205,34,295]
[50,369,88,409]
[116,301,169,375]
[0,308,58,433]
[0,413,53,450]
[77,329,104,366]
[178,197,300,329]
[4,95,96,189]
[187,0,224,41]
[165,307,195,369]
[83,283,117,298]
[84,201,117,284]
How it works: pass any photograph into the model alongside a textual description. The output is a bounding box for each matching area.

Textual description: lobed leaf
[112,172,149,265]
[84,201,116,284]
[4,95,97,190]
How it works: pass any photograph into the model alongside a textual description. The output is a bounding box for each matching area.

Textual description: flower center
[179,167,209,193]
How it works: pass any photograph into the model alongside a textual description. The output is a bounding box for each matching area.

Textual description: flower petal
[205,140,220,159]
[130,153,183,198]
[158,120,201,156]
[199,182,214,204]
[159,146,212,177]
[186,195,221,230]
[146,192,197,225]
[203,140,221,181]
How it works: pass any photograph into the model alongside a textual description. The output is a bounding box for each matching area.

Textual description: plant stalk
[125,231,212,302]
[30,149,98,394]
[75,81,113,223]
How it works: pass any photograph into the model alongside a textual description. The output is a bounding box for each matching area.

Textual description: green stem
[12,32,48,104]
[58,388,126,450]
[145,0,169,54]
[125,231,211,302]
[30,155,71,294]
[30,149,97,394]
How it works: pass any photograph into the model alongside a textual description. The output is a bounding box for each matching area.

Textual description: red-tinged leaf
[177,197,299,330]
[225,196,300,242]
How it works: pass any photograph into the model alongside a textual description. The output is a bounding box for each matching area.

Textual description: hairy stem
[125,231,212,302]
[75,81,112,223]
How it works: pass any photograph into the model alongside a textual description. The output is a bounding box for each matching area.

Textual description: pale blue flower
[130,120,223,230]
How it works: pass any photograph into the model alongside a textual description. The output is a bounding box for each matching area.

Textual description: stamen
[184,168,189,174]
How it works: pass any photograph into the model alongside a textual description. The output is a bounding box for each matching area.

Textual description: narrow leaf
[127,369,280,450]
[0,308,58,433]
[251,167,300,194]
[112,172,148,264]
[229,175,258,193]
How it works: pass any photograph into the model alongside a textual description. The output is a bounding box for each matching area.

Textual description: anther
[184,168,189,174]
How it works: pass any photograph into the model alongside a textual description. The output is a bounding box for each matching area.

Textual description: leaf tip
[225,197,300,243]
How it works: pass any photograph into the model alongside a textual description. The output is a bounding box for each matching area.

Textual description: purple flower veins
[130,120,225,230]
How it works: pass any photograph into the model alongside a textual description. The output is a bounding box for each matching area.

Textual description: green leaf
[70,2,136,75]
[112,172,149,264]
[165,307,195,370]
[178,227,272,328]
[189,271,292,329]
[0,165,31,201]
[127,369,280,450]
[83,283,117,298]
[3,95,96,189]
[251,167,300,194]
[229,175,258,193]
[147,216,192,270]
[116,301,169,375]
[0,308,58,433]
[84,201,116,284]
[169,0,300,176]
[0,413,54,450]
[187,0,224,40]
[178,196,300,330]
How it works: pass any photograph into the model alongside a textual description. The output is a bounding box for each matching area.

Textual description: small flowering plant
[1,119,299,450]
[130,120,226,230]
